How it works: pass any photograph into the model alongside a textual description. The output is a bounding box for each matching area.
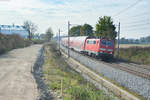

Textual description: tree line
[69,16,117,40]
[23,16,117,41]
[120,36,150,44]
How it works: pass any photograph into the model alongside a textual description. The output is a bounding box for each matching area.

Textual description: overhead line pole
[59,29,60,51]
[67,22,80,58]
[68,21,70,58]
[117,22,120,59]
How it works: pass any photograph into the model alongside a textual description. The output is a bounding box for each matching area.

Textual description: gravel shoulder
[0,45,43,100]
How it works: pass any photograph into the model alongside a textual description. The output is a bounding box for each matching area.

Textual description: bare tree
[23,21,38,40]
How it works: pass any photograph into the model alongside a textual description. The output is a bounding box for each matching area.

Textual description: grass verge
[42,43,114,100]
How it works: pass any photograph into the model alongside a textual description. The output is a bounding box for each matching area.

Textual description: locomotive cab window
[107,41,113,46]
[93,41,96,44]
[87,40,96,44]
[86,40,89,44]
[101,40,106,45]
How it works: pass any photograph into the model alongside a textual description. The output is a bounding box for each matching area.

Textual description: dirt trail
[0,45,43,100]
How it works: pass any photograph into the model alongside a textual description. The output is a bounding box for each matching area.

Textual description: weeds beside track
[42,43,114,100]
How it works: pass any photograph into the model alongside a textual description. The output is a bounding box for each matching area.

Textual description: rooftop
[0,25,25,31]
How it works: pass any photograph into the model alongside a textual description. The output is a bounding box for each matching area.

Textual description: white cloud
[0,0,149,38]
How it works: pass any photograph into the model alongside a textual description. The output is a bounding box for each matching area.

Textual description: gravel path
[0,45,43,100]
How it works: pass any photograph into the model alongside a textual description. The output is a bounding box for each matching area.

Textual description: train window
[91,41,94,44]
[107,41,113,46]
[87,40,91,44]
[87,40,97,44]
[101,40,106,45]
[89,41,92,44]
[87,40,89,44]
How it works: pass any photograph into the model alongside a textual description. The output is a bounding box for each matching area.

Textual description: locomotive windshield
[101,40,106,45]
[107,41,113,46]
[101,40,112,46]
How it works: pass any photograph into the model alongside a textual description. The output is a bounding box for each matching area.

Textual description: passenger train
[61,36,114,59]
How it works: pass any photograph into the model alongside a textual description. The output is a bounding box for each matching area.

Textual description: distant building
[39,33,46,40]
[0,24,28,38]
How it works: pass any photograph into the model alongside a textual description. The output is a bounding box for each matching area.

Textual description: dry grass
[115,44,150,65]
[0,33,46,55]
[118,44,150,48]
[0,33,31,54]
[115,46,150,65]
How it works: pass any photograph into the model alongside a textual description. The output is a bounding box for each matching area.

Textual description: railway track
[86,54,150,80]
[59,44,150,99]
[60,48,142,100]
[61,45,150,80]
[104,62,150,80]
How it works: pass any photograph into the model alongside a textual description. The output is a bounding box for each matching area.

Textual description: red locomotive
[61,36,114,59]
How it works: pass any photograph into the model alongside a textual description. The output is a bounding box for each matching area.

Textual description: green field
[119,44,150,48]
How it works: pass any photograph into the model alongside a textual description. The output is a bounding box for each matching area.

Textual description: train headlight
[110,52,112,54]
[107,49,113,52]
[100,48,106,51]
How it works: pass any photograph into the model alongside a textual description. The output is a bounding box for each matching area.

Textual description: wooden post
[60,79,63,97]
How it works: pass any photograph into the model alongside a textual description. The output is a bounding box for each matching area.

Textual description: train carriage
[62,36,88,52]
[61,36,114,59]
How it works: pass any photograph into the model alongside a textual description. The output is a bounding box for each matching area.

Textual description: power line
[123,26,150,30]
[122,23,150,28]
[119,11,150,20]
[122,25,150,32]
[115,15,150,24]
[113,0,143,17]
[122,20,148,25]
[130,11,150,18]
[122,19,150,26]
[120,15,150,23]
[122,28,150,34]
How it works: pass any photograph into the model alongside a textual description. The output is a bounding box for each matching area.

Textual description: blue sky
[0,0,150,39]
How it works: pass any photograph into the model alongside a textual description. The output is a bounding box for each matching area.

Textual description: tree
[80,24,93,36]
[95,16,117,40]
[23,20,38,40]
[69,25,81,36]
[45,27,53,41]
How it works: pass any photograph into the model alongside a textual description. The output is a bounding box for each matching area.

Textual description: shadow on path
[32,47,53,100]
